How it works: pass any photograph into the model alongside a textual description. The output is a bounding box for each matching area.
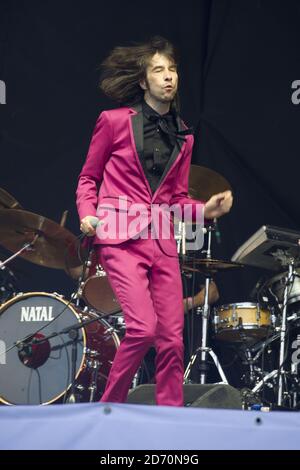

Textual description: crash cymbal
[188,165,232,201]
[0,188,22,209]
[182,257,243,273]
[0,209,82,269]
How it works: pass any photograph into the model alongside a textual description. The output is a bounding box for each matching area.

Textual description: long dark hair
[99,36,179,108]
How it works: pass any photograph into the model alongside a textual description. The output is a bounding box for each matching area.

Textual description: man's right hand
[80,216,97,237]
[204,190,233,219]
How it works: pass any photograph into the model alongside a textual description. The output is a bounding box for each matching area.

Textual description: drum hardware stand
[184,223,228,385]
[87,355,101,402]
[291,363,300,409]
[131,370,141,389]
[277,257,296,406]
[250,257,298,407]
[240,345,256,386]
[238,328,265,387]
[252,369,279,395]
[251,331,280,360]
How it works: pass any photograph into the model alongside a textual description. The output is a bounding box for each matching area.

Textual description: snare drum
[0,292,119,405]
[214,302,273,342]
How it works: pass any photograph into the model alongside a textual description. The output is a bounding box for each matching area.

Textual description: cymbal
[188,165,232,201]
[0,188,22,209]
[0,209,82,269]
[182,257,243,273]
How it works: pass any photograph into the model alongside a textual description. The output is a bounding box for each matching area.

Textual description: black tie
[148,114,194,142]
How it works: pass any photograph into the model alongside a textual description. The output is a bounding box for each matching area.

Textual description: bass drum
[0,292,119,405]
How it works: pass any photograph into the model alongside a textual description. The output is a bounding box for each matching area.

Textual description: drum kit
[0,169,300,410]
[0,190,120,405]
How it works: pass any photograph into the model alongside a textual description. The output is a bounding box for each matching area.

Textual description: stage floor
[0,402,299,450]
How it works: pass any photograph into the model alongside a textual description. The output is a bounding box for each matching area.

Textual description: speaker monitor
[127,384,242,409]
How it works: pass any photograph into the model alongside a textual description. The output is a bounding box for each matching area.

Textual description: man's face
[140,52,178,104]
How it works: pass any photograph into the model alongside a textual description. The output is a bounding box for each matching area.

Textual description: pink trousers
[96,235,184,406]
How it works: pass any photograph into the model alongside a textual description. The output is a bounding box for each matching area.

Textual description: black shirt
[141,100,178,193]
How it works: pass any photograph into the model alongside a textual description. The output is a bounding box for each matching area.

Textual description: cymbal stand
[184,224,228,384]
[175,221,186,255]
[0,234,39,269]
[239,341,256,387]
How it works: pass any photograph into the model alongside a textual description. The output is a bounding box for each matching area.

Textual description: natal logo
[20,306,55,322]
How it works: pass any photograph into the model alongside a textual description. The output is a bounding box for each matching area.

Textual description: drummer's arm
[183,282,219,314]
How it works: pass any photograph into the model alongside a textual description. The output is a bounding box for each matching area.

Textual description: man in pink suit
[77,36,233,406]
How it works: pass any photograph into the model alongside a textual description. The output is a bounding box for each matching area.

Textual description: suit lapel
[129,103,152,197]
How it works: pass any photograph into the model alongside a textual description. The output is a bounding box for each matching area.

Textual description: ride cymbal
[0,209,82,269]
[188,165,232,201]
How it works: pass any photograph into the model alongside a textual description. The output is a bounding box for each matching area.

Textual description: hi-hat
[182,257,243,273]
[0,209,82,269]
[0,188,22,209]
[188,165,232,201]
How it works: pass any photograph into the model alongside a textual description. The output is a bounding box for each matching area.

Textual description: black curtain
[1,0,300,304]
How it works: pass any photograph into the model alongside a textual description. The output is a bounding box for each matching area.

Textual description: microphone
[89,216,101,228]
[80,216,101,239]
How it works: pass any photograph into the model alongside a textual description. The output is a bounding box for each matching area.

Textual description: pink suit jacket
[76,103,204,257]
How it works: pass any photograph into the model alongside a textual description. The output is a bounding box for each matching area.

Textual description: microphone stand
[75,237,94,308]
[67,328,79,403]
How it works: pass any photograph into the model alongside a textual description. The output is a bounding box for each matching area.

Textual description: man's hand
[204,190,233,220]
[80,216,98,237]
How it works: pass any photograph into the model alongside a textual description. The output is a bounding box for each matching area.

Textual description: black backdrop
[1,0,300,304]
